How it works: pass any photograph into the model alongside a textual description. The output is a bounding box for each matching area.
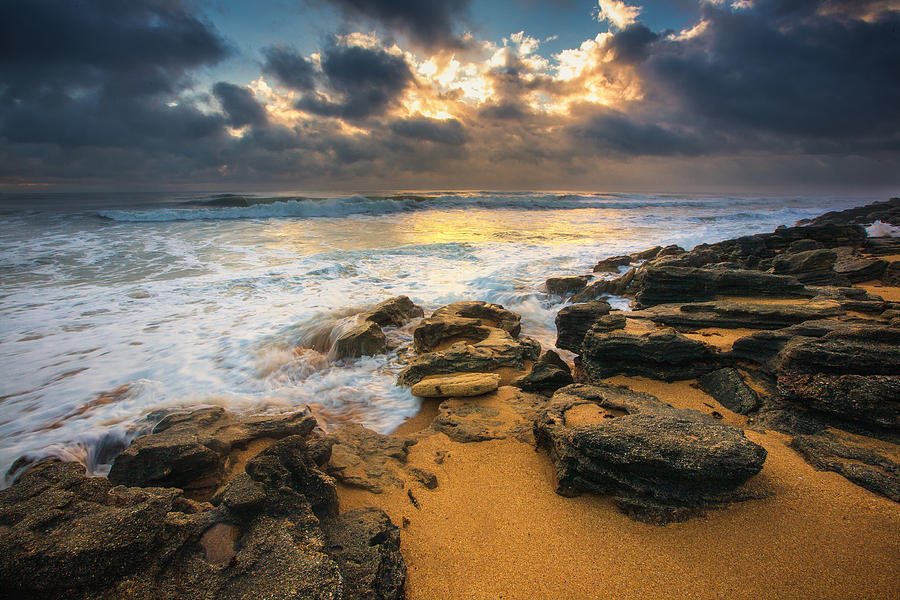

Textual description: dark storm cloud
[261,46,317,91]
[571,109,705,156]
[0,0,230,149]
[639,0,900,150]
[605,24,659,65]
[296,43,413,119]
[317,0,471,47]
[213,82,268,127]
[390,117,468,145]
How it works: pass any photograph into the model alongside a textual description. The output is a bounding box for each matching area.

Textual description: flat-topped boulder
[581,327,719,381]
[398,301,540,386]
[411,373,501,398]
[534,384,767,523]
[639,298,845,330]
[631,266,808,307]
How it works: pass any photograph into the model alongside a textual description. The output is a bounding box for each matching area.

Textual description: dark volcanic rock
[641,299,845,330]
[699,368,761,414]
[790,433,900,502]
[833,254,887,283]
[554,300,611,352]
[777,374,900,430]
[632,266,808,308]
[801,197,900,227]
[883,261,900,285]
[323,508,406,600]
[581,327,719,381]
[775,325,900,376]
[513,349,573,394]
[771,249,844,285]
[533,384,767,523]
[546,275,590,295]
[788,239,823,253]
[108,408,317,494]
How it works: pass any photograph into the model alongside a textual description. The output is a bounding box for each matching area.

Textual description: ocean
[0,190,880,482]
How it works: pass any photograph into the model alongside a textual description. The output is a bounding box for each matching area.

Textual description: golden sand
[856,282,900,302]
[336,382,900,600]
[680,327,760,351]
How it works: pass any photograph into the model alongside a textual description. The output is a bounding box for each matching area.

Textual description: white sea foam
[0,192,880,483]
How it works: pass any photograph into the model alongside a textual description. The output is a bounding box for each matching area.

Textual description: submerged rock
[545,275,590,295]
[411,373,501,398]
[581,327,719,381]
[534,384,767,523]
[333,320,388,359]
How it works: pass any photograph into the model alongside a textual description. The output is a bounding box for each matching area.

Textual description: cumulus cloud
[1,0,899,190]
[596,0,643,29]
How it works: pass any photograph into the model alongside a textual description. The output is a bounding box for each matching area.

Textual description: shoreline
[2,198,899,599]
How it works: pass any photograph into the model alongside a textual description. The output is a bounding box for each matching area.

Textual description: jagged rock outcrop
[580,327,719,381]
[777,373,900,430]
[631,266,809,307]
[398,301,540,386]
[0,413,407,600]
[513,350,573,394]
[639,298,845,330]
[108,408,319,495]
[554,300,611,352]
[325,424,415,493]
[545,275,590,295]
[534,384,767,524]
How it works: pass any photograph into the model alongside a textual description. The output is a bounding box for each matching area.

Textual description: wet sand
[341,385,900,600]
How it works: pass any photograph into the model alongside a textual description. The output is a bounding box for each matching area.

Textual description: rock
[777,374,900,430]
[409,468,438,489]
[632,266,808,308]
[866,237,900,256]
[801,197,900,227]
[790,433,900,501]
[883,261,900,285]
[581,327,719,381]
[589,312,627,332]
[322,508,406,600]
[325,424,414,493]
[698,368,761,414]
[431,388,547,443]
[534,384,767,524]
[640,299,845,330]
[513,350,573,394]
[411,373,501,398]
[571,268,635,301]
[362,295,424,327]
[771,249,843,285]
[788,239,823,252]
[333,320,387,359]
[775,325,900,376]
[554,300,611,352]
[593,255,631,273]
[399,302,539,386]
[108,408,317,494]
[546,275,590,295]
[833,255,887,283]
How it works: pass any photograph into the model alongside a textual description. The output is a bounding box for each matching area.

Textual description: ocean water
[0,190,878,482]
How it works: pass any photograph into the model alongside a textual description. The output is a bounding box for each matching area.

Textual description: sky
[0,0,898,193]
